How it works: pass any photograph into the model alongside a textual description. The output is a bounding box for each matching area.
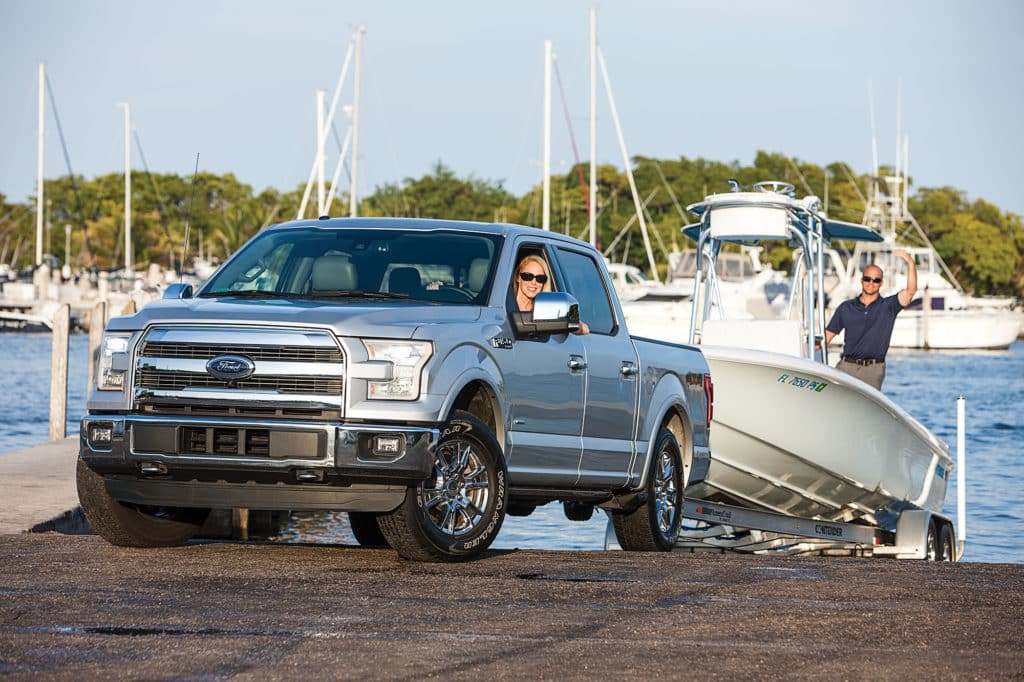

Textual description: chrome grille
[133,326,344,408]
[136,370,341,395]
[141,342,341,363]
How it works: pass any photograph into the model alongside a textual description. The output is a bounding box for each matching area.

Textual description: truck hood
[107,297,484,339]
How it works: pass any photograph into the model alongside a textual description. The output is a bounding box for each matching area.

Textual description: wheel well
[661,407,694,486]
[450,381,504,451]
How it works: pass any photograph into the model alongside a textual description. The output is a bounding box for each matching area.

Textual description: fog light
[89,423,114,446]
[372,434,405,457]
[140,462,167,476]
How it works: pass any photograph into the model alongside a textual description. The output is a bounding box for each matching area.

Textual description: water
[0,333,90,449]
[2,334,1021,563]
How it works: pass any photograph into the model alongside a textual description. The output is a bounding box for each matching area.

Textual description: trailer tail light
[703,374,714,426]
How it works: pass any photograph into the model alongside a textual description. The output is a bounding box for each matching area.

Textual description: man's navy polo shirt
[826,293,904,360]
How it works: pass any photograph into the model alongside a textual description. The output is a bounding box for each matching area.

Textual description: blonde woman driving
[515,255,589,335]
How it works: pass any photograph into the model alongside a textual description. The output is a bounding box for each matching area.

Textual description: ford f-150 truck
[78,218,712,561]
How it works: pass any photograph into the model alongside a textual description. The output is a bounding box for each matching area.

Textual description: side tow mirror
[511,291,581,336]
[163,283,194,300]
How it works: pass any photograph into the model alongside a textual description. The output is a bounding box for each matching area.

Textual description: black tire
[612,428,683,552]
[76,459,210,547]
[926,519,940,561]
[348,512,390,548]
[937,522,956,562]
[378,411,507,562]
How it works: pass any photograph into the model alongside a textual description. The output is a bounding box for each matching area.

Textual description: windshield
[200,227,502,305]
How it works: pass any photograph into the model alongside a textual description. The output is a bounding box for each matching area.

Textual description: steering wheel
[754,181,795,196]
[428,285,476,303]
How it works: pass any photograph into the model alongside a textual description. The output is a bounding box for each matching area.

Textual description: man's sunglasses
[519,272,548,284]
[862,276,883,283]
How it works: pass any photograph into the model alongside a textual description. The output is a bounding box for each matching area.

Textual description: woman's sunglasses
[519,272,548,284]
[862,276,883,283]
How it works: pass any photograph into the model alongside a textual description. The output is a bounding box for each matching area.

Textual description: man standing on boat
[823,249,917,390]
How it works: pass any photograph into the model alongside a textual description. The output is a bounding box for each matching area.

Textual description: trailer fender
[875,509,951,560]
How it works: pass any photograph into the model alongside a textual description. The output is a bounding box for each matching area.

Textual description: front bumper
[80,415,438,511]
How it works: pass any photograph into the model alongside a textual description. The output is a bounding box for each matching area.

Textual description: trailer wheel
[937,523,956,562]
[612,428,683,552]
[378,411,507,562]
[348,512,390,548]
[925,519,940,561]
[76,459,209,547]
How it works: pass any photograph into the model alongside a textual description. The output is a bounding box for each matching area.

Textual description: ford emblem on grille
[206,354,255,381]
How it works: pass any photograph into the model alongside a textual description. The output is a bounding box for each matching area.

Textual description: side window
[508,245,556,310]
[555,248,615,335]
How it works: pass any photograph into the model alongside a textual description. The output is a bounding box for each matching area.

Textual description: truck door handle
[568,356,587,371]
[620,362,638,376]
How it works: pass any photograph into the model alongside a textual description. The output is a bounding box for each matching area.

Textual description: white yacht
[825,174,1022,350]
[605,262,661,301]
[619,246,789,340]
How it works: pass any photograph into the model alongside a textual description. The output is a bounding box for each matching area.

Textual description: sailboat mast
[316,90,326,215]
[349,26,364,218]
[36,63,45,267]
[542,40,552,231]
[895,79,902,192]
[122,102,132,273]
[903,135,909,218]
[588,7,597,246]
[597,48,659,283]
[868,81,879,178]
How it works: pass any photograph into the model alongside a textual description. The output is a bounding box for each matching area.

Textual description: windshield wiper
[197,290,295,299]
[197,289,413,300]
[302,290,409,299]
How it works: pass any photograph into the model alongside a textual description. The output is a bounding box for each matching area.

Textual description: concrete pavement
[0,437,81,535]
[1,535,1022,678]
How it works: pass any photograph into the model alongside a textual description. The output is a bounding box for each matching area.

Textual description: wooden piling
[87,301,107,391]
[48,304,70,442]
[232,509,250,541]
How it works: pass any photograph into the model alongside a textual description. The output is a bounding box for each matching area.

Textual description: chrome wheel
[926,522,939,561]
[421,437,491,538]
[654,447,679,537]
[612,427,684,552]
[378,411,508,562]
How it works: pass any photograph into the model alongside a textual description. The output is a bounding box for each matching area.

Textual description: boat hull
[890,309,1022,350]
[688,346,952,531]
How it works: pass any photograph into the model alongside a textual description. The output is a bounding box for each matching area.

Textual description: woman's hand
[573,321,590,335]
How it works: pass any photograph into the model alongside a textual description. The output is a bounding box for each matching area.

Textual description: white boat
[670,182,953,534]
[667,245,789,319]
[619,246,790,342]
[823,172,1023,350]
[830,245,1021,350]
[605,262,661,301]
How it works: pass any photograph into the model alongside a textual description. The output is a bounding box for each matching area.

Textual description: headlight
[97,333,132,391]
[362,340,432,400]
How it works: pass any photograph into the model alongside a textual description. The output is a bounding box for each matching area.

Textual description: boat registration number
[777,373,828,393]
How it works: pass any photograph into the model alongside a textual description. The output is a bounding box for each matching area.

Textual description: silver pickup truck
[78,218,712,561]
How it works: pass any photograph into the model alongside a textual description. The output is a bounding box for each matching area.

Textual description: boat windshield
[672,249,758,281]
[199,228,503,305]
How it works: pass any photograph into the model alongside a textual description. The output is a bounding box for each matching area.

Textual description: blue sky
[2,0,1022,218]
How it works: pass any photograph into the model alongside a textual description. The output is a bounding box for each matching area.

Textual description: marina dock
[1,440,1023,677]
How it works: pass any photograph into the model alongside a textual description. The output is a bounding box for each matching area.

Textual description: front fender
[429,342,507,431]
